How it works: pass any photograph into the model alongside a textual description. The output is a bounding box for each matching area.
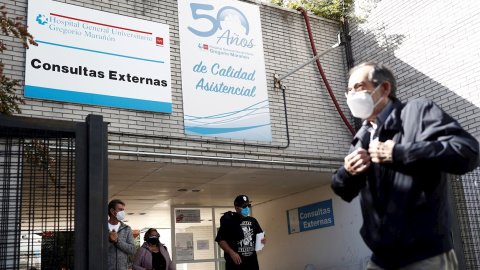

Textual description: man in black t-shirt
[215,195,267,270]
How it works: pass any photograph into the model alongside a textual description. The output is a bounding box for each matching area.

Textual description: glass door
[172,206,231,270]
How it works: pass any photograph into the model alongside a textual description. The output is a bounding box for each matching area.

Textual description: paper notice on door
[255,232,265,251]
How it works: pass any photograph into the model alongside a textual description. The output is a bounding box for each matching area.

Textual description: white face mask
[115,210,126,221]
[346,83,384,119]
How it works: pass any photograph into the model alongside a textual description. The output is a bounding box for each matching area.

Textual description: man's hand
[109,229,118,243]
[261,237,267,245]
[369,140,395,163]
[229,251,242,265]
[344,148,371,175]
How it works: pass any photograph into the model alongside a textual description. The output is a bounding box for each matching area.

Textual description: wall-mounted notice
[175,209,201,223]
[197,240,209,250]
[178,0,272,141]
[176,233,194,261]
[25,0,172,112]
[287,199,334,234]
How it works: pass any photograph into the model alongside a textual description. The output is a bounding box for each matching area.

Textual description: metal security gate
[0,114,108,270]
[1,130,75,269]
[451,168,480,270]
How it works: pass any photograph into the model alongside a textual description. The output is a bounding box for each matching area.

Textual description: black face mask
[147,236,160,245]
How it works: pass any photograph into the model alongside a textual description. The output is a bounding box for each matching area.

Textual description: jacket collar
[352,98,404,146]
[382,98,404,132]
[117,221,127,231]
[361,98,404,131]
[141,242,153,251]
[352,123,371,148]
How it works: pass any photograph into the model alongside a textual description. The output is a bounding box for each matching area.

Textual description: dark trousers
[226,259,260,270]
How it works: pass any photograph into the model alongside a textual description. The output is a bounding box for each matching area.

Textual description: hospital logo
[198,43,208,50]
[36,14,48,25]
[156,37,164,46]
[187,5,254,49]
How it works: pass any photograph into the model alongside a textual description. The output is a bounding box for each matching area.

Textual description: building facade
[1,0,479,269]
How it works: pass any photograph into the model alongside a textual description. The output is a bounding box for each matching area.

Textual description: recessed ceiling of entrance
[108,159,334,230]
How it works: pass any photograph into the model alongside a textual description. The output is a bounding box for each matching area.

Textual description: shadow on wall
[315,11,480,270]
[349,24,480,138]
[323,9,480,270]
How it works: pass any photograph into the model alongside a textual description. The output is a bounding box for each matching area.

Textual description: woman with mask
[133,228,175,270]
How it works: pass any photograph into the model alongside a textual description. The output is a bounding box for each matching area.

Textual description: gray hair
[348,62,397,98]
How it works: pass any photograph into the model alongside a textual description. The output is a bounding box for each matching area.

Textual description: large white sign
[178,0,272,141]
[25,0,172,112]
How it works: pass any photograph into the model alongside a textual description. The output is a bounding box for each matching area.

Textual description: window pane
[174,208,215,260]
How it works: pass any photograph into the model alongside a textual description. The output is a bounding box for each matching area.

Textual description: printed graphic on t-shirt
[237,220,255,257]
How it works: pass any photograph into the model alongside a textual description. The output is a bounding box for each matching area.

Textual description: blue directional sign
[287,199,334,234]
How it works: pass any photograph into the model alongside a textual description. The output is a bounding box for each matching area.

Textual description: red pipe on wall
[296,7,356,136]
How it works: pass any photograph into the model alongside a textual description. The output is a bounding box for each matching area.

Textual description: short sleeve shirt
[215,212,263,267]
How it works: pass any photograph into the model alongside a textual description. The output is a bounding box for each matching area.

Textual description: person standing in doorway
[132,228,175,270]
[331,62,479,269]
[215,195,267,270]
[108,199,136,270]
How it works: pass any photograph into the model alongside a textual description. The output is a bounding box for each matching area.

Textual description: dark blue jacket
[332,98,479,269]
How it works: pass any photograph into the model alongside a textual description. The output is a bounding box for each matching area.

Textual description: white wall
[253,183,370,270]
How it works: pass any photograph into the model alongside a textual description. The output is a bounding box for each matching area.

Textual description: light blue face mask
[241,207,250,217]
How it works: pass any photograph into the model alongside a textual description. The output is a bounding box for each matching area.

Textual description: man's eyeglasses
[239,204,251,209]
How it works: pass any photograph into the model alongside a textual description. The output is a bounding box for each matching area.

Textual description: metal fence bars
[0,126,75,269]
[450,168,480,270]
[0,114,108,270]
